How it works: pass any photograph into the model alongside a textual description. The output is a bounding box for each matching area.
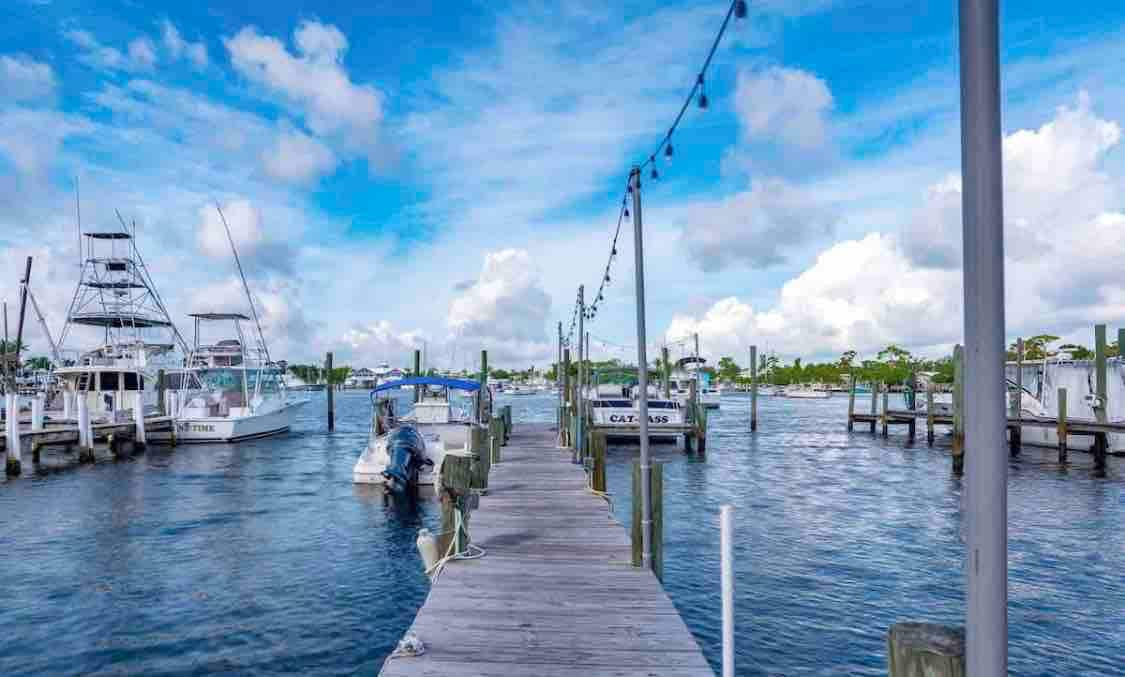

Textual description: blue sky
[3,0,1125,368]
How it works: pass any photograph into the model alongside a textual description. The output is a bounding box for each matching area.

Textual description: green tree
[25,356,51,370]
[716,356,741,383]
[1008,334,1059,360]
[1058,343,1094,359]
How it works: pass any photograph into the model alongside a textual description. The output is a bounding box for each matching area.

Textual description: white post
[6,394,20,463]
[63,390,74,420]
[32,394,44,431]
[721,505,735,677]
[959,0,1008,673]
[133,391,146,445]
[77,395,90,449]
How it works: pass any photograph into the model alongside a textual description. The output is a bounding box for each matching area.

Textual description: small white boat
[587,383,687,440]
[668,357,721,409]
[782,385,830,399]
[354,376,489,488]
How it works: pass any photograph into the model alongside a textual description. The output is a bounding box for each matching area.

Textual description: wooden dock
[380,422,713,677]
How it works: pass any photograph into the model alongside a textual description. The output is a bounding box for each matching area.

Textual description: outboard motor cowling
[382,426,431,493]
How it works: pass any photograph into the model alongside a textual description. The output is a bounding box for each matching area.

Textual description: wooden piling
[4,393,20,477]
[881,385,890,437]
[662,345,671,398]
[1057,387,1068,464]
[951,344,964,475]
[560,348,571,446]
[870,381,879,433]
[325,351,335,432]
[1093,325,1108,471]
[478,350,488,423]
[471,425,489,493]
[413,349,422,403]
[438,451,474,555]
[591,431,606,493]
[631,460,663,580]
[489,433,500,464]
[847,372,856,432]
[501,405,512,444]
[156,368,167,416]
[750,344,758,432]
[1010,338,1022,456]
[887,622,965,677]
[926,384,936,445]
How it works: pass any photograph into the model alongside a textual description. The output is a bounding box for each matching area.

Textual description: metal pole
[576,285,585,461]
[959,0,1008,672]
[14,257,31,371]
[630,167,652,570]
[721,505,734,677]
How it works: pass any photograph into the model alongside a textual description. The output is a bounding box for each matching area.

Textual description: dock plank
[379,423,713,676]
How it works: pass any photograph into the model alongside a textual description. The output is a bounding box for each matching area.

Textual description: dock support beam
[591,431,606,493]
[1010,338,1023,456]
[870,381,878,433]
[479,349,488,423]
[959,0,1009,671]
[325,351,335,432]
[560,348,570,447]
[749,345,758,432]
[1093,324,1108,472]
[133,391,146,449]
[721,505,734,677]
[927,385,936,445]
[881,385,889,437]
[952,345,965,474]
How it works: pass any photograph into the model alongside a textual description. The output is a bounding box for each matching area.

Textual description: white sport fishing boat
[149,313,309,443]
[149,205,308,443]
[353,376,489,490]
[52,229,188,422]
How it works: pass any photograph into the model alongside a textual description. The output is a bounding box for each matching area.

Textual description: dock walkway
[380,422,713,677]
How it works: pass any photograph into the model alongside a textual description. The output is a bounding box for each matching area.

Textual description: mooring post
[502,405,512,444]
[882,385,890,437]
[32,393,44,432]
[750,344,758,432]
[959,0,1009,669]
[847,371,856,431]
[887,622,965,677]
[63,389,73,421]
[478,349,489,422]
[1093,324,1108,471]
[952,345,965,474]
[1057,388,1068,463]
[156,368,166,416]
[325,351,335,432]
[133,391,146,449]
[561,347,571,447]
[662,345,671,399]
[575,284,585,463]
[413,349,422,403]
[592,431,606,493]
[927,384,936,446]
[5,393,21,477]
[721,505,734,677]
[77,395,94,463]
[1011,337,1024,456]
[870,381,878,433]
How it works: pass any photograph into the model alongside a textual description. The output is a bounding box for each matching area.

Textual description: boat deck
[379,423,713,676]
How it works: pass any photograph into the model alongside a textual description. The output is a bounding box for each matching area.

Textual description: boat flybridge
[668,356,721,409]
[149,313,309,443]
[353,376,490,492]
[53,230,187,423]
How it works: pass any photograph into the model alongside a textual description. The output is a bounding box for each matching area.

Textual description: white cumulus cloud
[197,199,264,259]
[734,66,834,150]
[160,20,208,69]
[261,127,338,184]
[225,21,384,157]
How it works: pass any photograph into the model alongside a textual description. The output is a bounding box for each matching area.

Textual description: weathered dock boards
[380,423,713,677]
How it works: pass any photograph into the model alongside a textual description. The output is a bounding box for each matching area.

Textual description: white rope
[425,505,487,582]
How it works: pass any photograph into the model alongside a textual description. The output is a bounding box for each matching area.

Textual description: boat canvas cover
[372,376,482,395]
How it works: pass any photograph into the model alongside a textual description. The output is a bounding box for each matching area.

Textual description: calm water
[2,391,1123,675]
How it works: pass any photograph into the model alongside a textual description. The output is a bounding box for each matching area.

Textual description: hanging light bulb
[650,156,659,180]
[612,245,617,256]
[697,74,709,110]
[623,206,630,218]
[605,273,610,283]
[734,0,748,19]
[665,140,674,160]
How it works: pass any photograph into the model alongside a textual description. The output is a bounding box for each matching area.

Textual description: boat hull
[150,400,308,443]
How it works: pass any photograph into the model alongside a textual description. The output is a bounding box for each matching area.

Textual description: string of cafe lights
[564,0,748,332]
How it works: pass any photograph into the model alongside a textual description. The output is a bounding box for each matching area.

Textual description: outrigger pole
[214,203,271,365]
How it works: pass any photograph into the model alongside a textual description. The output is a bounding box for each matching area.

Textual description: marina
[4,0,1125,674]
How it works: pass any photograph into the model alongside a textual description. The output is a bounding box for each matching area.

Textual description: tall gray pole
[630,167,652,570]
[576,285,585,461]
[557,320,563,407]
[959,0,1008,673]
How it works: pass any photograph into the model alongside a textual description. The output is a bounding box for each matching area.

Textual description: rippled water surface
[2,390,1123,675]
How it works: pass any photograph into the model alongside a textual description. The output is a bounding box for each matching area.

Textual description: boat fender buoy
[417,528,440,573]
[390,630,425,658]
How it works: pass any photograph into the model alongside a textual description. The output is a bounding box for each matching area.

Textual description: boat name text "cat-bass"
[608,414,671,424]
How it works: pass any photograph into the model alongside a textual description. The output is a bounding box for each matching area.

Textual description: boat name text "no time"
[178,423,216,433]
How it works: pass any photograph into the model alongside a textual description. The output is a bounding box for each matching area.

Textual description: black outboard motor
[382,426,432,493]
